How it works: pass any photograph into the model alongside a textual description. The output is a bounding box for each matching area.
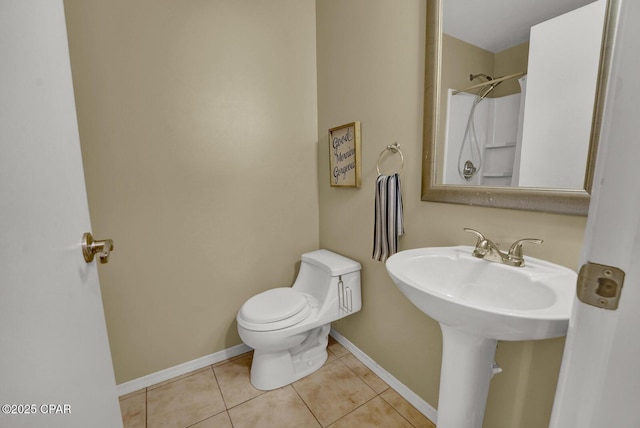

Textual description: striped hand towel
[372,173,404,262]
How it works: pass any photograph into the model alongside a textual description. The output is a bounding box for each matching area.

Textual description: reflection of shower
[457,74,503,180]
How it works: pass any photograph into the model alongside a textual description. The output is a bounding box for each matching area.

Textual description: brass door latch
[577,262,625,310]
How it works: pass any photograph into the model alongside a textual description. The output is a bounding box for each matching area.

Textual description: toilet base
[250,324,330,390]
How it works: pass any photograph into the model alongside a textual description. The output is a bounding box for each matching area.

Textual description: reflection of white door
[517,0,605,189]
[550,0,640,426]
[0,1,122,427]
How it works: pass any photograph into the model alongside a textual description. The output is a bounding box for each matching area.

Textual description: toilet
[237,249,362,390]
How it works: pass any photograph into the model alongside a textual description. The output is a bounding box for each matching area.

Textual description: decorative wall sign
[328,121,361,188]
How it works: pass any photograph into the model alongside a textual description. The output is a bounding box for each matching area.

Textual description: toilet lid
[239,288,310,325]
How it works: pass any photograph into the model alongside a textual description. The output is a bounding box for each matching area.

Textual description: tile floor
[119,337,436,428]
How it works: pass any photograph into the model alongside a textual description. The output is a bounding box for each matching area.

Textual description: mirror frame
[421,0,619,216]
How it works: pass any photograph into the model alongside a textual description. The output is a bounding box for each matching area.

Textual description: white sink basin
[385,245,578,428]
[386,245,576,341]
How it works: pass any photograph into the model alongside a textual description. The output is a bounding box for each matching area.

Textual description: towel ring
[376,143,404,175]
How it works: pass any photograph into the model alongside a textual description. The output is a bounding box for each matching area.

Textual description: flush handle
[577,262,625,310]
[82,232,114,264]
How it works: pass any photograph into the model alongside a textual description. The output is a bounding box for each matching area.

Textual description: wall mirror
[422,0,617,215]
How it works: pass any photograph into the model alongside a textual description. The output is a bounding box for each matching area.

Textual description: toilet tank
[301,249,361,276]
[293,249,362,318]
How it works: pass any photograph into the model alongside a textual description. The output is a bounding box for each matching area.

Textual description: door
[549,0,640,426]
[0,1,122,427]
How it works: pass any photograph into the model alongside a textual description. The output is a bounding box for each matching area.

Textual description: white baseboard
[116,330,438,423]
[116,343,252,397]
[329,328,438,422]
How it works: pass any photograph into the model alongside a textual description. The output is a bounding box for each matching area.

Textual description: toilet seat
[238,288,312,331]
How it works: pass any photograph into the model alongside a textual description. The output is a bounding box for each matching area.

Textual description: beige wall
[493,41,529,97]
[442,34,529,100]
[65,0,589,426]
[442,34,494,99]
[64,0,319,384]
[317,1,586,428]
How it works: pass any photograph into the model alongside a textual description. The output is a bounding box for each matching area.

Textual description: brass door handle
[82,232,114,264]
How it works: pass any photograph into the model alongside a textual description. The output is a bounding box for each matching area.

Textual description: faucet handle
[463,228,486,242]
[464,228,490,256]
[508,238,543,259]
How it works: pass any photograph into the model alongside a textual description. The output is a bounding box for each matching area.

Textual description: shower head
[469,73,493,82]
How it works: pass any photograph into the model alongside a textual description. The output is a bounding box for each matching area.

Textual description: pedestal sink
[386,246,576,428]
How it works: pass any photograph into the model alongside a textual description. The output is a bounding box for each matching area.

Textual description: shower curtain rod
[452,71,526,95]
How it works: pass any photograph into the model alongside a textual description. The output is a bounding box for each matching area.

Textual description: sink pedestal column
[437,324,498,428]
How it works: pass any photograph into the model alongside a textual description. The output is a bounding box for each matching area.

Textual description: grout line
[330,394,377,427]
[117,343,252,396]
[329,328,438,423]
[123,334,434,427]
[207,362,260,425]
[330,353,419,427]
[146,366,211,392]
[208,362,240,428]
[290,382,324,428]
[212,357,267,412]
[379,393,422,428]
[336,351,391,395]
[210,364,229,410]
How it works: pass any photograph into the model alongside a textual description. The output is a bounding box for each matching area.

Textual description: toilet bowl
[237,249,362,390]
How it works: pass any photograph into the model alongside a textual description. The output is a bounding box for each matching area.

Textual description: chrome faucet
[464,228,542,267]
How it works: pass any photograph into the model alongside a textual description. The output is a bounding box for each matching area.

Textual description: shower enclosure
[443,75,525,187]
